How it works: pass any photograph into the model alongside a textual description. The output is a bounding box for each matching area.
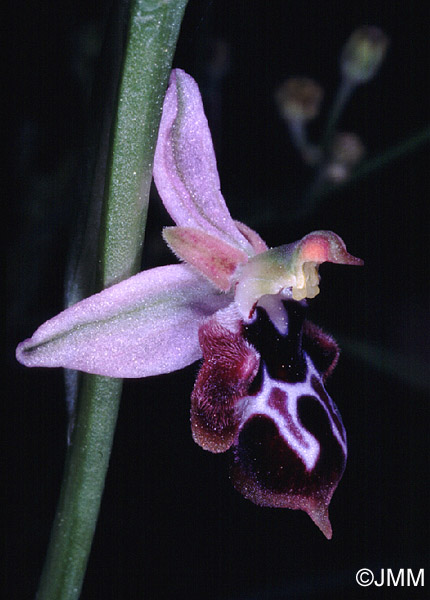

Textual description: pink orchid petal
[153,69,253,254]
[163,226,248,291]
[16,264,230,378]
[234,221,268,254]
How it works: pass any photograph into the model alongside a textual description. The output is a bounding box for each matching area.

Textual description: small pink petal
[16,264,230,378]
[234,220,268,254]
[153,69,253,254]
[163,226,248,291]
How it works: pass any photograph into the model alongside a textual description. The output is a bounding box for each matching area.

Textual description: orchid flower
[16,69,363,539]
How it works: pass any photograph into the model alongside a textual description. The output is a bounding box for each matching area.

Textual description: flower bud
[325,132,365,183]
[275,77,324,121]
[341,26,389,84]
[330,132,365,166]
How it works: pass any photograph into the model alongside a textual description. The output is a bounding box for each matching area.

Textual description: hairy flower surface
[16,69,363,538]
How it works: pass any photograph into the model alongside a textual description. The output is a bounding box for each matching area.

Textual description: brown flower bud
[275,77,324,121]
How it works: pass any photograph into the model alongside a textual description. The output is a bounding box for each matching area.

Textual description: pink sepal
[153,69,252,254]
[16,264,230,378]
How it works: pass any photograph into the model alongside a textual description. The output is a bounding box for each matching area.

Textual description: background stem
[306,124,430,208]
[322,77,355,150]
[36,2,188,599]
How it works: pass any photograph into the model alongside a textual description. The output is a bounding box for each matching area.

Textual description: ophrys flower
[16,69,363,538]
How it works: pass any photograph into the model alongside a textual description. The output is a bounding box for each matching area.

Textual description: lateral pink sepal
[16,264,230,378]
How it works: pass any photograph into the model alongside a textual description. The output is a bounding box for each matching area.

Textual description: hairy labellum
[191,305,260,453]
[192,299,346,538]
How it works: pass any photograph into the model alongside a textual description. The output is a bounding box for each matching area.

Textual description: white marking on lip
[237,352,347,471]
[305,355,347,456]
[238,365,320,471]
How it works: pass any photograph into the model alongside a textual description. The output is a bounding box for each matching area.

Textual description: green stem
[349,124,430,182]
[321,76,355,150]
[298,77,356,217]
[100,0,189,287]
[36,2,188,599]
[299,124,430,216]
[36,377,123,599]
[287,119,321,165]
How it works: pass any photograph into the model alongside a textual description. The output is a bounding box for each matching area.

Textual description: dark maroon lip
[191,297,347,538]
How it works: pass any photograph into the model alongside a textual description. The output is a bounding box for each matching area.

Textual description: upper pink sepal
[16,264,230,378]
[153,69,253,255]
[163,226,248,291]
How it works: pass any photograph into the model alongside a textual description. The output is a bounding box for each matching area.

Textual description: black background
[4,1,429,598]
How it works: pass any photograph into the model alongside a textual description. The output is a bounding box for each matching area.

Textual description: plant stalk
[36,2,188,598]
